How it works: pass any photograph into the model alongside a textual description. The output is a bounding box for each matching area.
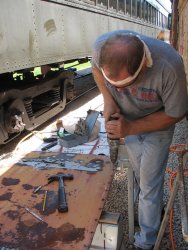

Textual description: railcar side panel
[0,0,35,73]
[34,1,66,64]
[0,0,169,74]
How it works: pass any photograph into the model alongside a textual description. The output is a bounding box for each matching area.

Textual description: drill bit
[108,137,120,164]
[107,116,120,165]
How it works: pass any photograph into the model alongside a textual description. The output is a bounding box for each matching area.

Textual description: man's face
[101,55,147,91]
[103,66,130,82]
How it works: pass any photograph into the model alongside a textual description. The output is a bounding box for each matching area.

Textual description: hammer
[48,173,73,212]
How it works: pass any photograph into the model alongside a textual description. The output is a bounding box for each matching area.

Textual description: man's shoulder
[142,36,183,68]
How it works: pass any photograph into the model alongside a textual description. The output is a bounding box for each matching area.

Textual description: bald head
[99,34,144,79]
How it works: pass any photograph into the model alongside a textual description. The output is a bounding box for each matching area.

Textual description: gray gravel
[104,118,188,250]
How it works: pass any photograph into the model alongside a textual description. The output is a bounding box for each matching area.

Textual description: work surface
[0,152,114,250]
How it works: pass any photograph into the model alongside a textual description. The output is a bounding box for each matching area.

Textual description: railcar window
[126,0,131,16]
[156,10,159,26]
[164,16,166,28]
[82,0,96,4]
[155,7,157,25]
[154,8,157,25]
[151,6,155,24]
[152,7,156,25]
[150,5,153,23]
[162,14,165,28]
[132,0,137,17]
[109,0,117,10]
[159,12,161,27]
[168,13,172,29]
[157,11,159,26]
[145,2,149,22]
[148,3,151,23]
[137,0,141,18]
[159,13,162,27]
[97,0,107,7]
[165,16,168,28]
[118,0,125,13]
[144,1,148,21]
[142,0,146,20]
[151,5,153,23]
[159,12,162,27]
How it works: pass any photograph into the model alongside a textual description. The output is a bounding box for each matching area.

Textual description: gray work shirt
[92,30,188,121]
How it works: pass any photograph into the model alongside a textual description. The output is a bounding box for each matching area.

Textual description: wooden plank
[0,152,114,250]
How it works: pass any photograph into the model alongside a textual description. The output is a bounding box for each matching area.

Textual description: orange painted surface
[0,152,114,250]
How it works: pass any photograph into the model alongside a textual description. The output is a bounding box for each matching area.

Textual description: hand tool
[108,138,120,165]
[43,137,58,143]
[107,116,120,165]
[41,141,57,151]
[33,181,51,193]
[33,185,44,193]
[42,190,48,212]
[25,207,46,223]
[48,173,73,212]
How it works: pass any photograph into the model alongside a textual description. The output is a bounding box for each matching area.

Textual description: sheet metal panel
[33,1,66,65]
[81,11,109,52]
[0,0,37,73]
[0,152,114,249]
[61,6,90,60]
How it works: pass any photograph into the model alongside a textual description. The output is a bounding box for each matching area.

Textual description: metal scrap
[58,110,99,148]
[18,154,103,172]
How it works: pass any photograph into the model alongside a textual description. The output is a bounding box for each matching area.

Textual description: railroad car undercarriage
[0,64,95,144]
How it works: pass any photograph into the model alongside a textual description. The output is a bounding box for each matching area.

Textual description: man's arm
[106,111,184,138]
[92,67,120,121]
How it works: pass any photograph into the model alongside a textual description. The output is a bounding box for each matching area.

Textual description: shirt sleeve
[161,62,188,118]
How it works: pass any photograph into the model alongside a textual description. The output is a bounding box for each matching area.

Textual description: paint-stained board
[0,152,114,250]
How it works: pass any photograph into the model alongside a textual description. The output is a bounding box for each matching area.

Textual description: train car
[0,0,170,144]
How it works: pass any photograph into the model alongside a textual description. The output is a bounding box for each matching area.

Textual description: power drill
[107,116,120,165]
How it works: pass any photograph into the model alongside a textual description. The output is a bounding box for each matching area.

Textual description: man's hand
[105,113,129,139]
[106,111,185,139]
